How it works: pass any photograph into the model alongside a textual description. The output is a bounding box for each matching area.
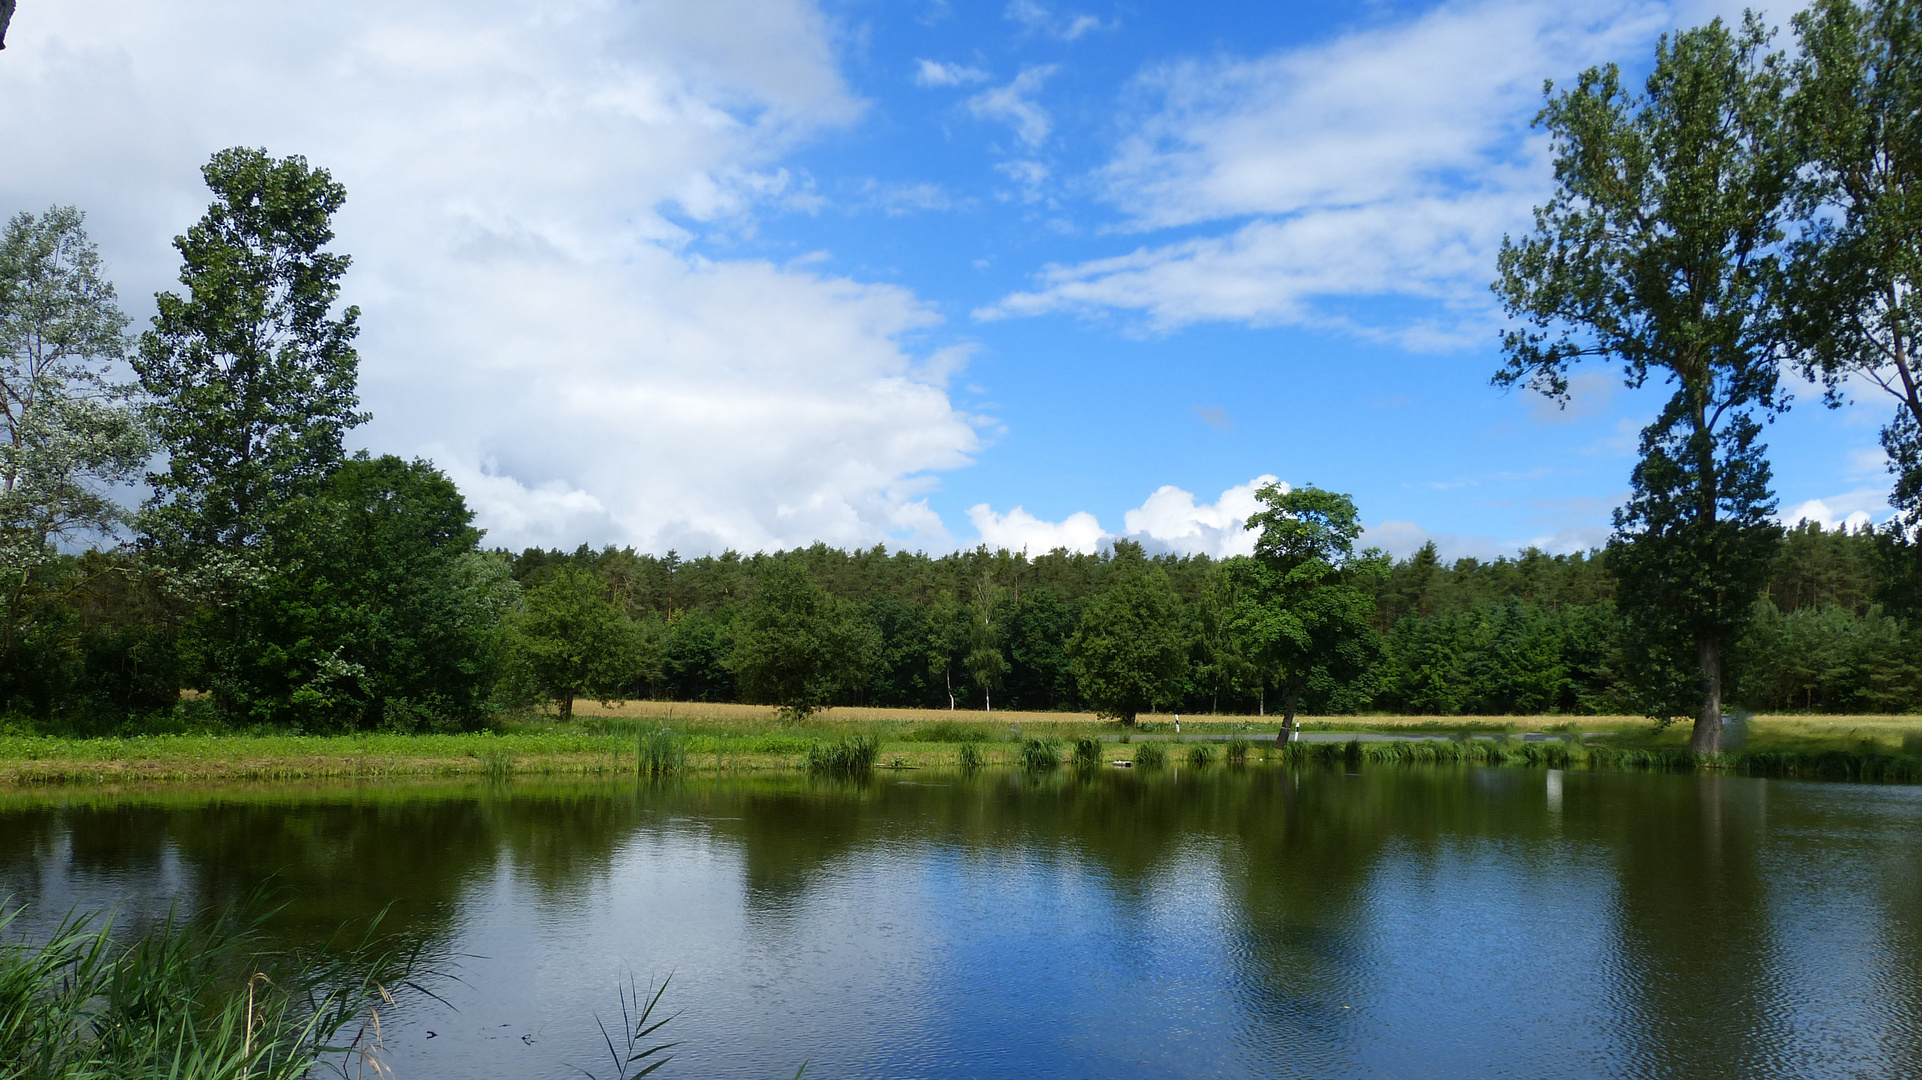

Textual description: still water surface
[3,766,1920,1078]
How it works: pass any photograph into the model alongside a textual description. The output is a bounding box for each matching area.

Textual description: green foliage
[956,742,984,771]
[1067,547,1189,724]
[1734,600,1920,711]
[186,455,511,732]
[1495,17,1794,751]
[1131,740,1167,769]
[0,208,150,721]
[504,565,641,723]
[1185,742,1217,767]
[728,564,879,720]
[1234,484,1386,732]
[1787,0,1922,532]
[136,148,366,580]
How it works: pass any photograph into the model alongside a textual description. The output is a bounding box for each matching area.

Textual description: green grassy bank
[0,704,1919,786]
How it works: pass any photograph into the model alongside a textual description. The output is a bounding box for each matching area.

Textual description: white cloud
[1,0,982,552]
[1004,0,1115,41]
[1782,491,1886,533]
[993,159,1051,203]
[914,59,990,87]
[1121,475,1279,557]
[969,475,1280,556]
[986,0,1671,337]
[968,66,1059,148]
[968,503,1108,554]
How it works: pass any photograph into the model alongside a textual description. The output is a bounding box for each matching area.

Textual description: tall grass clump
[1132,741,1167,769]
[1070,735,1104,769]
[638,728,687,777]
[1018,737,1061,771]
[804,733,881,776]
[1186,743,1217,768]
[1224,737,1251,765]
[0,899,434,1080]
[480,746,514,783]
[956,742,984,771]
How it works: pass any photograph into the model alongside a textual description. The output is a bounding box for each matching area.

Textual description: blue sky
[0,0,1887,558]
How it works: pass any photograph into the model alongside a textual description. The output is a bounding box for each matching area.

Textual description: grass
[1225,737,1251,765]
[1017,737,1061,771]
[0,897,434,1080]
[1070,736,1103,769]
[2,702,1920,787]
[803,734,881,776]
[1132,741,1168,769]
[1186,743,1218,768]
[638,728,687,777]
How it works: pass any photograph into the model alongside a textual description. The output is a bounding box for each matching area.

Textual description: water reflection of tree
[1590,772,1783,1079]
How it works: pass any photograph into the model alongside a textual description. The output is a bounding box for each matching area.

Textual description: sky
[0,0,1890,561]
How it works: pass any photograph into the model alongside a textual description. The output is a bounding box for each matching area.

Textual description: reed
[638,728,687,777]
[1185,743,1217,768]
[803,734,881,776]
[0,897,434,1080]
[1224,737,1251,765]
[956,742,984,771]
[1132,741,1167,769]
[480,746,514,783]
[1070,735,1104,769]
[1017,737,1062,771]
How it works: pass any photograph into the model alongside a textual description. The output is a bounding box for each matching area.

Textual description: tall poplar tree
[1494,18,1793,752]
[135,148,366,584]
[1787,0,1922,527]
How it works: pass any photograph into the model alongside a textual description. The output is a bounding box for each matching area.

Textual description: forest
[3,0,1921,744]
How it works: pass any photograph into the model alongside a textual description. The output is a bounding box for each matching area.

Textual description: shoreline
[2,715,1917,787]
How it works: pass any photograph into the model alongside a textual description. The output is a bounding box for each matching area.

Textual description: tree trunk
[1691,634,1723,755]
[1275,688,1300,744]
[559,695,574,723]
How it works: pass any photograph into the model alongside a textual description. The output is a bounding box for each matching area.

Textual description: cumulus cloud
[968,503,1108,554]
[914,59,990,87]
[1121,475,1279,557]
[969,475,1280,556]
[1782,491,1885,533]
[984,0,1670,338]
[1,0,981,552]
[968,66,1059,148]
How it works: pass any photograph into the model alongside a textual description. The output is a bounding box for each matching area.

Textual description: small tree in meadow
[505,564,640,722]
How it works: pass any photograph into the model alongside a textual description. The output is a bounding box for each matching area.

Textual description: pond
[3,765,1920,1079]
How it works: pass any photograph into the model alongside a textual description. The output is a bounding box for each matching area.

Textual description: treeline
[483,518,1922,720]
[7,0,1922,737]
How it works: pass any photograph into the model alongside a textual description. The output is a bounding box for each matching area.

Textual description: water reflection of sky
[2,770,1920,1079]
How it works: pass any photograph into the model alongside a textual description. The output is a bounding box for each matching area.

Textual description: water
[3,765,1920,1078]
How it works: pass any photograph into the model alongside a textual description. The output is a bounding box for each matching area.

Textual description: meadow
[0,701,1917,786]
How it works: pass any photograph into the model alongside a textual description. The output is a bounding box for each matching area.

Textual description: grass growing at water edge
[0,898,435,1080]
